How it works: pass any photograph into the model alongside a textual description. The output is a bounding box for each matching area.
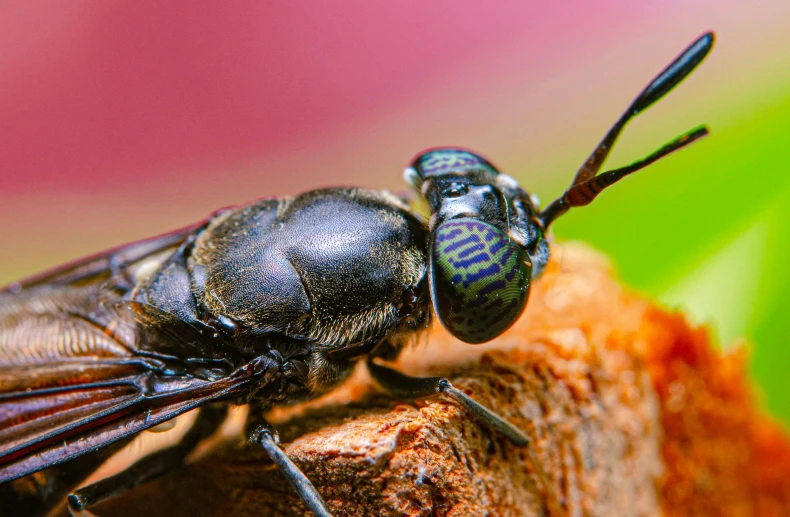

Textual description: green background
[553,81,790,424]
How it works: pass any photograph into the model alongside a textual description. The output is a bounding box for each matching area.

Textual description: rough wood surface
[82,245,790,517]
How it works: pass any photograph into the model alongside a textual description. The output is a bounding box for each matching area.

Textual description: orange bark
[85,245,790,516]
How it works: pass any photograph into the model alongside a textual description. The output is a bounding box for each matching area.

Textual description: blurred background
[0,1,788,423]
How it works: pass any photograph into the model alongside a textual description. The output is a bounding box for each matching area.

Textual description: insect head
[404,32,714,344]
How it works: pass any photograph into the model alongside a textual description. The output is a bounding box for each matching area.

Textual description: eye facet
[429,218,532,344]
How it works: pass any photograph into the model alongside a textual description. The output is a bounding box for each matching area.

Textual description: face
[401,35,716,344]
[404,148,549,343]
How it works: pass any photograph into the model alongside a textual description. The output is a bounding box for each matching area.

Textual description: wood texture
[75,245,790,516]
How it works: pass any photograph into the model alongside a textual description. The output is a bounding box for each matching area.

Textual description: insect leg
[67,405,228,512]
[366,357,559,509]
[367,357,529,443]
[247,415,332,517]
[0,441,130,517]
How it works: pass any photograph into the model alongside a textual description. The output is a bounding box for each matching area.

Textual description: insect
[0,32,713,517]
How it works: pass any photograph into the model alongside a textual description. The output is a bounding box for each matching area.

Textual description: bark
[84,245,790,517]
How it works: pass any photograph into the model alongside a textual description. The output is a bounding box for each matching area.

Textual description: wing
[0,216,252,483]
[0,357,255,483]
[0,218,214,369]
[7,220,209,290]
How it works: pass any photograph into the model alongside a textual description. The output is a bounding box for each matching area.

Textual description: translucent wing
[0,217,255,483]
[0,357,253,483]
[10,221,207,290]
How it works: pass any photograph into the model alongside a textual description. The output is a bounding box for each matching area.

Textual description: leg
[367,357,530,445]
[0,440,130,517]
[367,357,560,510]
[246,412,332,517]
[67,404,228,512]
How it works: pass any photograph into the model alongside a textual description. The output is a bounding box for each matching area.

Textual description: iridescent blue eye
[410,149,500,180]
[429,218,532,344]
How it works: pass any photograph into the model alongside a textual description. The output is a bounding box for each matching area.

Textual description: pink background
[2,0,790,422]
[4,1,776,277]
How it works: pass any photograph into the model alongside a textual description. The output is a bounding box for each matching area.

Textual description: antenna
[540,32,714,228]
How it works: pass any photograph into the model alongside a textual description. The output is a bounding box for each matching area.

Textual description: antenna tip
[685,125,711,143]
[697,31,716,54]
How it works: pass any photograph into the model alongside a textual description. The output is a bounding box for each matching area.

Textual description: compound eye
[429,218,532,344]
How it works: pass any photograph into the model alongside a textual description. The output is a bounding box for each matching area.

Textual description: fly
[0,32,714,517]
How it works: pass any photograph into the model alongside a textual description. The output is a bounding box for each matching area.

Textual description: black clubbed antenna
[540,31,714,228]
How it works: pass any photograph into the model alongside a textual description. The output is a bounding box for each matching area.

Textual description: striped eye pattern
[429,218,532,343]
